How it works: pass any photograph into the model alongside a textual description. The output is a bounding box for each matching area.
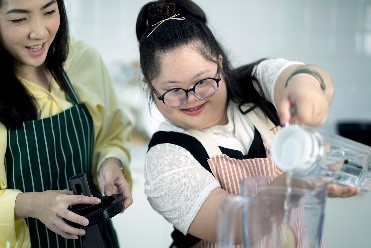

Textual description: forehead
[157,44,215,79]
[0,0,54,11]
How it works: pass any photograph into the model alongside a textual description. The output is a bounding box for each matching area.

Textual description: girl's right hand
[15,190,101,239]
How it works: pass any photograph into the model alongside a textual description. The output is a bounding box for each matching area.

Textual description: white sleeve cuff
[253,58,304,107]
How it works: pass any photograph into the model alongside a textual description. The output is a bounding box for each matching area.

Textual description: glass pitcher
[217,176,328,248]
[271,124,371,190]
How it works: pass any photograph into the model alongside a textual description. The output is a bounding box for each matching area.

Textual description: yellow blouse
[0,39,133,247]
[21,77,74,118]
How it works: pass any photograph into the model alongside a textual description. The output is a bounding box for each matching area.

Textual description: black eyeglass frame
[152,65,222,107]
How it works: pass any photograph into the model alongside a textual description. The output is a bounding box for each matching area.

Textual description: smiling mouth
[182,103,205,112]
[26,43,44,51]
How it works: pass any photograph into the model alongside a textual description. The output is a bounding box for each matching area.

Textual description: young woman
[135,0,359,247]
[0,0,133,247]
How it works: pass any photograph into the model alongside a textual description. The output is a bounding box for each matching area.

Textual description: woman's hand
[275,65,334,127]
[98,158,133,210]
[15,190,101,239]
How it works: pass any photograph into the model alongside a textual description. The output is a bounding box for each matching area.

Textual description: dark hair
[0,0,70,129]
[136,0,279,124]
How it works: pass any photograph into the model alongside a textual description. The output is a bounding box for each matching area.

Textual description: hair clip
[147,3,177,25]
[146,13,185,38]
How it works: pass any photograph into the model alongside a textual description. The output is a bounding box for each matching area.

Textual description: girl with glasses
[0,0,133,247]
[136,0,360,247]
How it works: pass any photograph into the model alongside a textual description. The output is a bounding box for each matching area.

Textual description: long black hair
[0,0,70,129]
[136,0,279,124]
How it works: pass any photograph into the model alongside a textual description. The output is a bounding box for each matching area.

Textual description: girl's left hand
[98,158,133,210]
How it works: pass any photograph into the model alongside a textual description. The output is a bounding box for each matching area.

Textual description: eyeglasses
[153,66,221,108]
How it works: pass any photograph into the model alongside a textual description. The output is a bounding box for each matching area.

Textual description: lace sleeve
[252,58,304,107]
[144,143,220,235]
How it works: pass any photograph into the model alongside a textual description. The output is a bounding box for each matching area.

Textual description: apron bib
[188,108,304,248]
[192,154,304,248]
[5,71,119,248]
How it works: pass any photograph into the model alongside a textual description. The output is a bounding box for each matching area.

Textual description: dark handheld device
[68,174,124,248]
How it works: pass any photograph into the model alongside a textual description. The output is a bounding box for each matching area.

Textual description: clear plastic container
[217,176,327,248]
[271,124,371,191]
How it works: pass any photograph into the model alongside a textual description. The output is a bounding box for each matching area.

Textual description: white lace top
[144,58,304,235]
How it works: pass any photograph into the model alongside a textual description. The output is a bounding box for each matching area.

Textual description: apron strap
[187,129,223,157]
[188,105,276,158]
[148,131,212,172]
[240,104,276,148]
[61,70,80,105]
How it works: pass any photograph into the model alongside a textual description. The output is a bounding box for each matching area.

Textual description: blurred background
[65,0,371,247]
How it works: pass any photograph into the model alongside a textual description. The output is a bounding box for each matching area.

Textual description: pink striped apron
[188,117,307,248]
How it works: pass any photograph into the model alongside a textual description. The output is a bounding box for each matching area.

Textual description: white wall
[65,0,371,132]
[65,1,371,247]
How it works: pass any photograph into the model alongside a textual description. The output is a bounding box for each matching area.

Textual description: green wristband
[285,68,326,92]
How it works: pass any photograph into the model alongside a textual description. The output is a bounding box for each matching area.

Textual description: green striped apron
[5,71,119,248]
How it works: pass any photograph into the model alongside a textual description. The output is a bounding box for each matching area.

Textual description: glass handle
[217,196,249,248]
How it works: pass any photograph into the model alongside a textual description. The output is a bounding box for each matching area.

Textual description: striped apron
[188,109,306,248]
[5,72,119,248]
[192,153,305,248]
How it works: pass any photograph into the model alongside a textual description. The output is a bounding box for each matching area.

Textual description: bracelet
[285,68,326,92]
